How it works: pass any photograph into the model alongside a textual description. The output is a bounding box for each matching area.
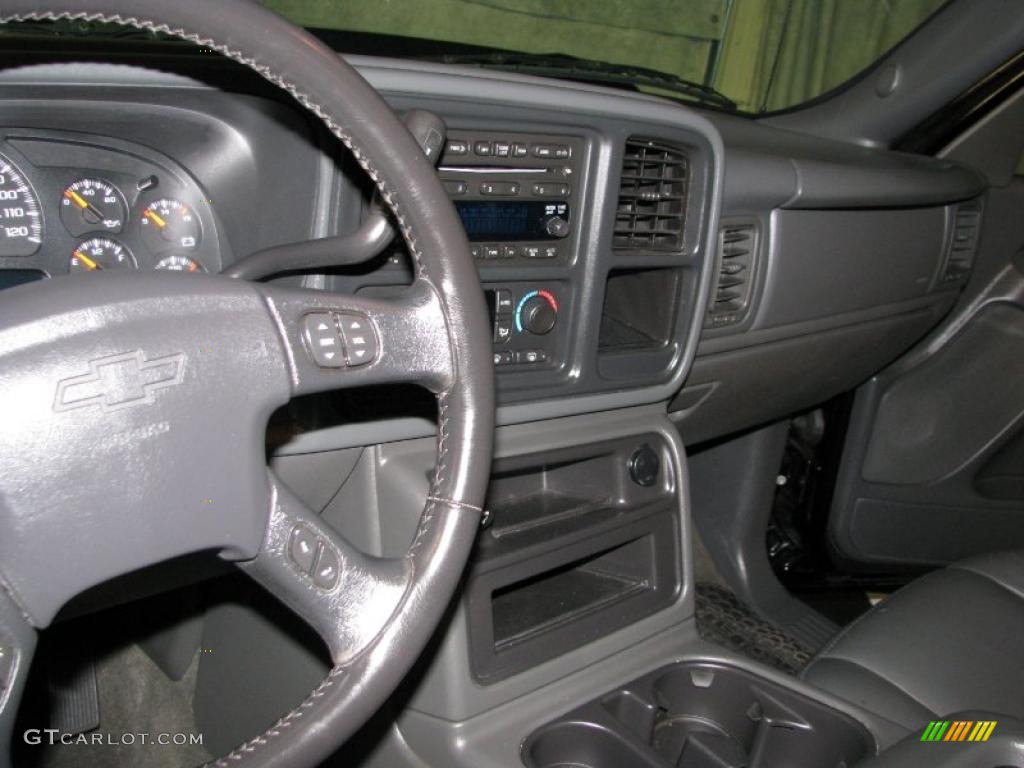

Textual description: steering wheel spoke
[238,475,410,665]
[261,278,454,398]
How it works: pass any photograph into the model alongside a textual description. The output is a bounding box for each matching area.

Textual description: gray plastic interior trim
[399,405,695,722]
[361,629,904,768]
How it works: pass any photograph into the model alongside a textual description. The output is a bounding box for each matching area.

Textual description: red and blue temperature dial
[515,289,559,335]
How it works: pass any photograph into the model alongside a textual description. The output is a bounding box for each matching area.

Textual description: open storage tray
[524,661,874,768]
[465,434,680,684]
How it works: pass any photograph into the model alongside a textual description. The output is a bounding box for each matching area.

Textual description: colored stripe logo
[921,720,997,742]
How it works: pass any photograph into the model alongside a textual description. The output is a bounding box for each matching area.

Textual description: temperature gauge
[140,199,201,254]
[69,238,136,273]
[60,179,127,236]
[155,254,205,273]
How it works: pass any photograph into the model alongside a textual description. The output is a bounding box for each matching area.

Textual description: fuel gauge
[69,238,136,273]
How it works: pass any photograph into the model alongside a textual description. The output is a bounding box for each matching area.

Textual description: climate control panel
[486,282,562,368]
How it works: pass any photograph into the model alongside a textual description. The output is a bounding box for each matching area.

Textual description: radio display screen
[454,201,568,242]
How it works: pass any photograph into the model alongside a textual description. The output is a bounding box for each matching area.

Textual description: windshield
[259,0,947,113]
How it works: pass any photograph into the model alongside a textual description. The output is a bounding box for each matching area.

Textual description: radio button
[501,245,518,258]
[474,141,492,156]
[543,246,559,259]
[523,246,542,259]
[470,245,482,259]
[480,181,520,196]
[443,180,467,195]
[483,245,501,259]
[512,143,529,157]
[494,141,511,157]
[446,140,468,156]
[532,182,570,197]
[533,144,570,159]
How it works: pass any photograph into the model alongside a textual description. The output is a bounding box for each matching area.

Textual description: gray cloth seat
[801,549,1024,730]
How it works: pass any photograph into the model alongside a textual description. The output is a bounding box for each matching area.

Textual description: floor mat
[695,582,815,675]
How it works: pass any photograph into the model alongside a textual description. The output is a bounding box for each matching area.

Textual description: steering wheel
[0,1,495,766]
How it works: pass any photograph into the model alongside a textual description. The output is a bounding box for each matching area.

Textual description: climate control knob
[516,289,558,335]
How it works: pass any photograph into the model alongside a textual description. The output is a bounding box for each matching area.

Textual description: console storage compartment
[465,434,680,684]
[524,661,874,768]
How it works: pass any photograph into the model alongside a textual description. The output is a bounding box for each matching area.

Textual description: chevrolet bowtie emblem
[54,350,186,413]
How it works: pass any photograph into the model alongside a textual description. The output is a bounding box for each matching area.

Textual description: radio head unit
[454,200,569,242]
[438,129,583,263]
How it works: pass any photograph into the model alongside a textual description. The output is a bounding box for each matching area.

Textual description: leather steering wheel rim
[0,2,494,767]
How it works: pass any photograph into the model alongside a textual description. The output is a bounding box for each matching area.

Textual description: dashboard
[0,129,226,282]
[0,43,987,452]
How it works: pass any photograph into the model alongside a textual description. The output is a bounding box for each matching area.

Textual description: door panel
[829,177,1024,570]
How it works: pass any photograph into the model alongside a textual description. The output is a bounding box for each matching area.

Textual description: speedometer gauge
[0,154,42,257]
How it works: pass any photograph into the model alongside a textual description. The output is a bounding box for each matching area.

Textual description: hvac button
[301,312,345,368]
[337,314,377,366]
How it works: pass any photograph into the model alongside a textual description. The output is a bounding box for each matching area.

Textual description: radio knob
[518,293,558,335]
[544,215,571,238]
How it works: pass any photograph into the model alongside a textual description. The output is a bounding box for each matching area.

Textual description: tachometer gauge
[0,153,42,256]
[60,179,128,236]
[69,238,136,273]
[140,199,200,254]
[154,254,204,273]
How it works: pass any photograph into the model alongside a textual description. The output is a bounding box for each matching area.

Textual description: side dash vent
[705,222,756,328]
[614,138,688,253]
[941,202,981,283]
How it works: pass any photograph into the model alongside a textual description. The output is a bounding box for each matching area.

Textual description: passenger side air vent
[940,202,981,283]
[614,138,688,253]
[705,222,757,328]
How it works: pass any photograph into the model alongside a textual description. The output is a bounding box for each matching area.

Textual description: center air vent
[941,202,981,283]
[614,138,688,253]
[705,222,756,328]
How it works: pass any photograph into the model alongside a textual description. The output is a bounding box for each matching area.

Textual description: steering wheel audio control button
[336,313,377,366]
[313,546,340,590]
[289,525,320,574]
[302,312,345,368]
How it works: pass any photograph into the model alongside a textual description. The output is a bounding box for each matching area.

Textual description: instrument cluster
[0,129,226,283]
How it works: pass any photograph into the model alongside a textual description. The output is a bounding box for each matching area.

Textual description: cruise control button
[289,525,319,575]
[337,314,377,366]
[302,312,345,368]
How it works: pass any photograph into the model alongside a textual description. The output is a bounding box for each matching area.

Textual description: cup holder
[524,662,873,768]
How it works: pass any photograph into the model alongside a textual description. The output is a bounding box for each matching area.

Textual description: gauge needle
[73,250,101,270]
[64,189,105,220]
[144,209,168,229]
